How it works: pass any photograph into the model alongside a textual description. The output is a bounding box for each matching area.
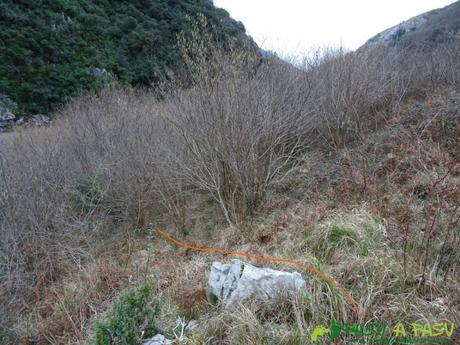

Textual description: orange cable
[158,230,362,317]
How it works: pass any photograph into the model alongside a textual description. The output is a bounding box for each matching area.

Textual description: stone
[0,94,16,121]
[173,318,198,337]
[208,259,306,307]
[185,320,198,333]
[143,334,172,345]
[0,94,17,132]
[0,95,52,133]
[15,117,25,125]
[86,67,112,83]
[30,114,50,126]
[0,110,15,122]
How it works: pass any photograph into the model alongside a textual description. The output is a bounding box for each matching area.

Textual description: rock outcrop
[29,114,50,126]
[0,106,50,133]
[208,259,306,307]
[0,94,17,132]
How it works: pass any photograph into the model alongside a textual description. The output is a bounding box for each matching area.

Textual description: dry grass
[10,257,131,345]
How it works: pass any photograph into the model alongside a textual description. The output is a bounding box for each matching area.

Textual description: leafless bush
[299,47,402,149]
[0,86,167,328]
[160,56,316,225]
[159,38,460,228]
[298,39,460,150]
[405,39,460,91]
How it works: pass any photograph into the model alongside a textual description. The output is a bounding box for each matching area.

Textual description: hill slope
[361,0,460,50]
[1,3,459,345]
[0,0,251,115]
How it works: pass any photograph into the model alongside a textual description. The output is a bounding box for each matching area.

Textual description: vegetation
[0,0,250,115]
[308,209,384,260]
[71,173,110,213]
[0,16,459,345]
[90,281,178,345]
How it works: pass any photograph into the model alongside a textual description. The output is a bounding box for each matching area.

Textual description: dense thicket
[0,0,249,114]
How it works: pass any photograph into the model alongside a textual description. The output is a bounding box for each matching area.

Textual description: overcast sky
[214,0,457,56]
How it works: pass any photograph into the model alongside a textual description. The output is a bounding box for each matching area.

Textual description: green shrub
[90,281,161,345]
[0,326,17,345]
[71,173,110,213]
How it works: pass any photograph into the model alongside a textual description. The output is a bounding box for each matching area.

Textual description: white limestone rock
[208,259,306,307]
[143,334,172,345]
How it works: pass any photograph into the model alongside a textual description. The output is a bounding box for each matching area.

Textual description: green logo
[311,325,330,342]
[311,320,455,343]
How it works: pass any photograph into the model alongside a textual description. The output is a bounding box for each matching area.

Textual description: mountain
[361,0,460,50]
[0,0,253,115]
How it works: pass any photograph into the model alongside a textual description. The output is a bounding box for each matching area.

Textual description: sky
[214,0,458,57]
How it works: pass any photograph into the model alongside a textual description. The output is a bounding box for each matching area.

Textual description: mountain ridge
[360,0,460,50]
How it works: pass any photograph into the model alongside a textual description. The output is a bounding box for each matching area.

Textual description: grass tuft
[308,207,385,261]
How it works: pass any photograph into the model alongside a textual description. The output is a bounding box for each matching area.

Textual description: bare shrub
[160,63,312,224]
[159,24,317,225]
[297,39,460,150]
[0,86,167,330]
[159,37,460,226]
[299,47,405,149]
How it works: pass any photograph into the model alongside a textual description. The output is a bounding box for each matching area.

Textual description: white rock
[143,334,172,345]
[0,94,16,122]
[174,318,198,336]
[0,110,15,122]
[185,320,198,332]
[30,114,50,125]
[208,259,306,307]
[15,117,25,125]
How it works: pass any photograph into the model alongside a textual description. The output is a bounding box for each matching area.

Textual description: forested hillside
[0,0,250,114]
